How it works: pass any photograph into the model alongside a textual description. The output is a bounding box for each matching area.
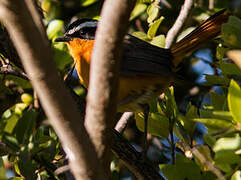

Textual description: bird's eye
[79,30,85,35]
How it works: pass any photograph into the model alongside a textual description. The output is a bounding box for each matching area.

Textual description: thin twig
[115,112,134,134]
[0,64,29,80]
[209,0,214,10]
[169,117,176,164]
[160,0,171,9]
[165,0,193,49]
[192,147,226,180]
[177,132,226,180]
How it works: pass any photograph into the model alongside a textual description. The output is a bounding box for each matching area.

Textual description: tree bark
[84,0,136,176]
[0,0,105,179]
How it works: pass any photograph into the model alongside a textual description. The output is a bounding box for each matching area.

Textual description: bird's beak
[54,36,72,42]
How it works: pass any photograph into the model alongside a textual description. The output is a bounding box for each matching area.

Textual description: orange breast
[67,39,94,88]
[66,38,172,111]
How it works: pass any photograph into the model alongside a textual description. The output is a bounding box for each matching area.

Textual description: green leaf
[81,0,99,7]
[135,112,169,138]
[231,171,241,180]
[0,157,6,179]
[210,92,226,110]
[163,87,178,119]
[180,104,198,135]
[130,3,147,21]
[2,135,19,151]
[41,0,60,21]
[5,76,31,89]
[216,45,229,61]
[7,178,24,180]
[53,45,73,70]
[13,103,28,115]
[132,31,150,41]
[47,19,64,39]
[147,3,160,23]
[228,79,241,124]
[147,17,164,38]
[213,134,241,164]
[150,34,165,48]
[159,155,203,180]
[137,0,152,3]
[213,134,241,152]
[4,114,19,134]
[200,109,233,121]
[18,147,36,179]
[214,162,232,173]
[204,75,230,86]
[191,118,234,129]
[203,134,216,148]
[218,62,241,76]
[15,110,37,144]
[222,16,241,48]
[176,27,195,42]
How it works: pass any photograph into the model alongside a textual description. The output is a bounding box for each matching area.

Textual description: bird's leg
[142,104,150,159]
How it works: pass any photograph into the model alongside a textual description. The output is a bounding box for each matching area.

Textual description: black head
[55,19,98,42]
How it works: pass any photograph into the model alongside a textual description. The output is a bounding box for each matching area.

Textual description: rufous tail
[171,9,229,69]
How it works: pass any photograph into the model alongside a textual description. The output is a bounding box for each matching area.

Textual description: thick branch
[84,0,136,175]
[165,0,193,48]
[0,1,105,179]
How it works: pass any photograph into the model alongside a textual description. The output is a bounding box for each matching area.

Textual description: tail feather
[171,9,229,68]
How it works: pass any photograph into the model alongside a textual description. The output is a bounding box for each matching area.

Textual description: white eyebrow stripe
[67,21,97,35]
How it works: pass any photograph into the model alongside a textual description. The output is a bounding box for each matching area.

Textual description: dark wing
[120,34,173,77]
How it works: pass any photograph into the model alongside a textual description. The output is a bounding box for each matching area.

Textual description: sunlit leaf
[81,0,99,7]
[200,109,233,121]
[147,3,160,23]
[213,134,241,166]
[132,31,150,41]
[231,171,241,180]
[150,34,165,48]
[4,114,19,134]
[191,118,234,129]
[47,19,64,39]
[147,17,164,38]
[130,3,147,20]
[228,80,241,124]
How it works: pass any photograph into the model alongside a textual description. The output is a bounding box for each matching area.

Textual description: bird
[55,9,229,153]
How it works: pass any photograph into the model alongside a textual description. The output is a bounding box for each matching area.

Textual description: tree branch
[112,129,165,180]
[84,0,136,175]
[115,112,134,134]
[0,64,28,80]
[165,0,193,49]
[0,0,105,179]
